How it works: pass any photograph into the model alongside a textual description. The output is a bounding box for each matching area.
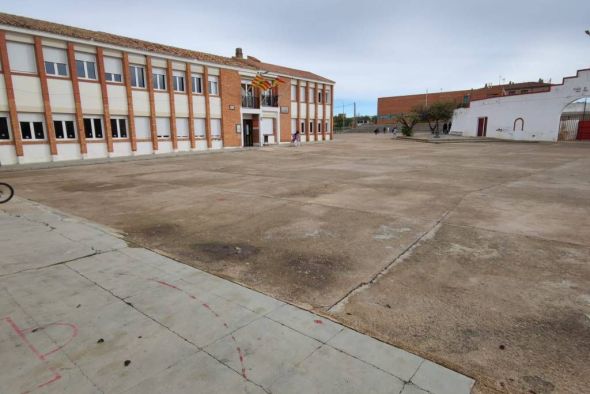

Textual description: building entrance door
[477,117,488,137]
[243,119,254,147]
[577,120,590,140]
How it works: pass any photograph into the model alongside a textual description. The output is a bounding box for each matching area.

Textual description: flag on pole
[252,75,271,90]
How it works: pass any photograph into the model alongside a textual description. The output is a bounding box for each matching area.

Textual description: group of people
[374,126,398,135]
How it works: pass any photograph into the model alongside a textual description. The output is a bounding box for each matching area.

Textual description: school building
[0,13,334,165]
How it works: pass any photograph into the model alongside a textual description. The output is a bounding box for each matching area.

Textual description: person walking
[291,130,301,147]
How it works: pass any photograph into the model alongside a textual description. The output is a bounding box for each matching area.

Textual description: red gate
[577,120,590,140]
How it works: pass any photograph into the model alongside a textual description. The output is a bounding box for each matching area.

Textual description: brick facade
[278,77,291,142]
[219,68,241,147]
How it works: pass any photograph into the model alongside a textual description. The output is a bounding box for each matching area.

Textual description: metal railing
[261,95,278,107]
[241,96,260,108]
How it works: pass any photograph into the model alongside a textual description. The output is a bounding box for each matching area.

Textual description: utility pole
[425,89,428,106]
[353,102,357,128]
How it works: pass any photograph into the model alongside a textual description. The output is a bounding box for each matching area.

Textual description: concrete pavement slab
[411,360,475,394]
[268,345,405,394]
[327,327,424,382]
[266,303,343,343]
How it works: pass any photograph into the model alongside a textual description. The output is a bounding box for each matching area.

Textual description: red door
[577,120,590,140]
[477,117,488,137]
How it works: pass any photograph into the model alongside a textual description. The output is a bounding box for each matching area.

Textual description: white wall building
[451,68,590,142]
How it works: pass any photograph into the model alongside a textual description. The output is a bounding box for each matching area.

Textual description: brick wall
[220,68,242,147]
[278,77,291,142]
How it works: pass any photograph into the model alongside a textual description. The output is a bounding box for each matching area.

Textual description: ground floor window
[211,119,221,138]
[0,117,10,140]
[156,117,170,138]
[110,118,128,138]
[301,121,305,133]
[194,118,206,138]
[54,119,76,140]
[310,122,314,134]
[20,121,45,140]
[83,117,103,139]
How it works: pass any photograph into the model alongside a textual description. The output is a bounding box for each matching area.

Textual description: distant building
[451,68,590,141]
[377,82,551,124]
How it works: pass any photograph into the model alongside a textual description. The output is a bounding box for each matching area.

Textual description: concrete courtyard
[1,133,589,393]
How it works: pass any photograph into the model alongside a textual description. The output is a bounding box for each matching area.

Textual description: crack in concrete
[64,264,270,394]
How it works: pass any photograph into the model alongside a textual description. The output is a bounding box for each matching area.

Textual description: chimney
[235,47,243,59]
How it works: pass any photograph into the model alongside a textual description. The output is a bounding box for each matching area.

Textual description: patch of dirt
[190,242,259,262]
[60,181,133,193]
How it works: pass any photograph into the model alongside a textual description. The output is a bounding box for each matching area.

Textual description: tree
[424,101,456,132]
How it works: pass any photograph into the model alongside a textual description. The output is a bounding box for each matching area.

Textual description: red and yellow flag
[252,75,271,90]
[270,76,286,88]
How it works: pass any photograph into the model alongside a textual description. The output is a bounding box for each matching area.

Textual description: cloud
[1,0,589,114]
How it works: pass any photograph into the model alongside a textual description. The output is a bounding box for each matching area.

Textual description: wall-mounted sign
[229,105,236,110]
[235,124,242,134]
[280,106,289,114]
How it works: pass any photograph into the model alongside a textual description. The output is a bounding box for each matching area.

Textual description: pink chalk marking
[314,319,323,325]
[4,317,75,393]
[153,279,248,379]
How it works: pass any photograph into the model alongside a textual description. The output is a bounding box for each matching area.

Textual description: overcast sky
[2,0,589,115]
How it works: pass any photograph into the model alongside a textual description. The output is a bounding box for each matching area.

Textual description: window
[43,47,68,77]
[20,121,45,140]
[309,87,315,103]
[318,122,322,133]
[301,121,305,133]
[191,74,203,94]
[173,71,185,92]
[75,52,97,80]
[152,68,166,90]
[53,119,76,140]
[291,118,296,133]
[318,90,323,104]
[0,117,10,140]
[208,75,219,95]
[110,118,127,138]
[104,57,123,83]
[129,65,145,88]
[176,118,189,138]
[310,122,314,133]
[156,117,170,138]
[194,118,206,138]
[7,42,37,73]
[326,121,329,133]
[326,88,331,104]
[291,85,297,101]
[134,116,151,139]
[300,86,306,103]
[83,117,103,139]
[210,118,221,137]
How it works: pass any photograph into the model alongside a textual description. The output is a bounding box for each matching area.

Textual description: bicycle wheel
[0,182,14,203]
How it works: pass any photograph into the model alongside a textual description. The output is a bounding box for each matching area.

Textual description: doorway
[559,97,590,141]
[243,119,254,147]
[477,117,488,137]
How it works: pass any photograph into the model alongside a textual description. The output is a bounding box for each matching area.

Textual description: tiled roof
[240,56,334,84]
[1,12,336,77]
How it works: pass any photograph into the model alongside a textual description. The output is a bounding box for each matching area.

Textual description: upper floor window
[173,71,185,92]
[208,75,219,95]
[75,52,97,80]
[83,117,103,139]
[7,42,37,73]
[300,86,306,103]
[104,56,123,83]
[318,90,323,104]
[192,74,203,94]
[129,65,145,88]
[0,117,11,140]
[53,119,76,140]
[110,118,128,138]
[43,47,68,77]
[326,89,331,104]
[291,85,297,101]
[309,87,315,103]
[152,67,166,90]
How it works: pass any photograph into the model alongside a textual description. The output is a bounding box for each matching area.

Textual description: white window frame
[173,76,185,92]
[309,87,315,103]
[156,117,170,138]
[76,61,97,80]
[110,117,128,139]
[326,89,331,104]
[152,68,167,91]
[53,117,76,140]
[134,116,151,139]
[318,90,323,104]
[300,86,306,103]
[19,120,45,141]
[129,65,146,88]
[191,74,203,94]
[208,75,219,95]
[291,85,297,101]
[194,118,206,138]
[210,118,221,138]
[176,117,189,138]
[104,57,123,83]
[7,42,37,73]
[83,117,104,139]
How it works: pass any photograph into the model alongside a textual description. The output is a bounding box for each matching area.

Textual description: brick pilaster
[66,43,87,154]
[296,80,301,140]
[96,48,113,153]
[122,53,137,151]
[166,60,178,150]
[33,37,57,156]
[0,31,23,157]
[322,84,327,140]
[314,82,319,141]
[203,66,212,148]
[305,83,310,141]
[185,64,195,149]
[330,85,334,139]
[146,56,158,151]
